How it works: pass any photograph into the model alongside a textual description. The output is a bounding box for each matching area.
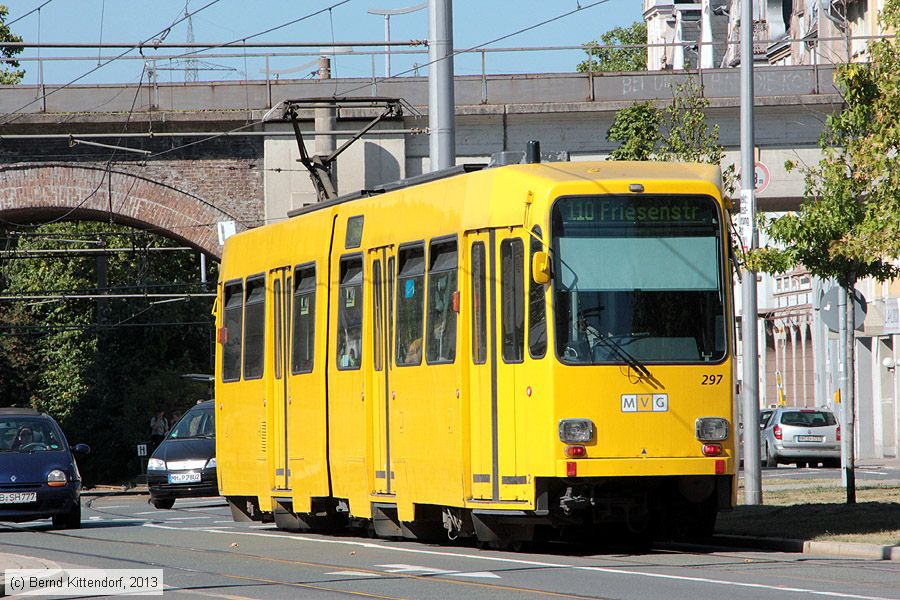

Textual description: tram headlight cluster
[558,419,594,443]
[695,417,728,441]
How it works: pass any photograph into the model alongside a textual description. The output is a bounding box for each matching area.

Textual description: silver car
[761,408,841,468]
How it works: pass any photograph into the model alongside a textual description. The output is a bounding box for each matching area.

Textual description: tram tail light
[701,443,723,456]
[715,459,726,474]
[566,461,577,477]
[836,426,841,442]
[564,445,586,458]
[774,424,783,440]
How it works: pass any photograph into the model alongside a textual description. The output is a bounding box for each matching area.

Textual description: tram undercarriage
[226,474,731,549]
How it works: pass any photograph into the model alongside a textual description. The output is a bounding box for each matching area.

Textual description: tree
[578,21,647,73]
[0,4,24,85]
[0,222,216,483]
[746,0,900,504]
[605,77,736,194]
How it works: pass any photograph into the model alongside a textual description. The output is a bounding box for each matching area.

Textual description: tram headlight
[695,417,729,441]
[558,419,594,443]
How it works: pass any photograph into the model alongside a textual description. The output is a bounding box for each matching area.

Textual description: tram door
[368,247,395,495]
[466,231,523,502]
[270,266,292,491]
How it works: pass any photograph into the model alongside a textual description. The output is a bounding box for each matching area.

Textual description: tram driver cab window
[337,256,363,370]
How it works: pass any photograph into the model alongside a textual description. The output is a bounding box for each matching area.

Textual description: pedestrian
[149,411,168,450]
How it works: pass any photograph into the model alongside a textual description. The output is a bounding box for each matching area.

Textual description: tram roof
[286,161,722,220]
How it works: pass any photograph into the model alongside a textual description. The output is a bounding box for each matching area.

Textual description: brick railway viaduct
[0,65,842,258]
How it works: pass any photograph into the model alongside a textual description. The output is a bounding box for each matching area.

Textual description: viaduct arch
[0,164,250,259]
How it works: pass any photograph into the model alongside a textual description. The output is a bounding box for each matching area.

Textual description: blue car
[147,400,217,509]
[0,407,90,529]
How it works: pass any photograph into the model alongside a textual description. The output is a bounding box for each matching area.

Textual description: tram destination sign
[559,196,714,226]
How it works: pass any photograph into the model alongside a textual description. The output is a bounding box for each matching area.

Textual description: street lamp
[367,2,427,77]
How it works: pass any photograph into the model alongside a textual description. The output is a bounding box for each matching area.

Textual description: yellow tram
[214,155,736,545]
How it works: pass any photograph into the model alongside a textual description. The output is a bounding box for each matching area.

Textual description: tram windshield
[550,195,727,365]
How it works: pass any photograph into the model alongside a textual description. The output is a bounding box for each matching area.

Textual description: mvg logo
[621,394,668,412]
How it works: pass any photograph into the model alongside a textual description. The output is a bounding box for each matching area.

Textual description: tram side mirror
[532,251,551,285]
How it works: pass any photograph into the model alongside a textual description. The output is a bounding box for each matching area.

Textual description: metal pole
[385,15,391,77]
[839,284,856,502]
[428,0,456,171]
[812,277,826,406]
[740,0,762,505]
[315,57,337,197]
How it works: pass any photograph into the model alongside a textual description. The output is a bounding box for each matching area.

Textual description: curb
[713,535,900,561]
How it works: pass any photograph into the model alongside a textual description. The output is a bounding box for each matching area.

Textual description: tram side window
[243,275,266,380]
[500,238,525,363]
[291,265,316,374]
[337,256,363,370]
[221,281,243,382]
[396,244,425,366]
[426,239,458,364]
[471,242,487,364]
[372,260,384,372]
[529,226,547,359]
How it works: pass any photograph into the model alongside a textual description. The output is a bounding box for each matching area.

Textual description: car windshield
[780,411,837,428]
[0,417,64,452]
[168,407,215,439]
[551,195,727,364]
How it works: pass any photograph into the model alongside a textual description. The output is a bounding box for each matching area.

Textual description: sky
[4,0,641,86]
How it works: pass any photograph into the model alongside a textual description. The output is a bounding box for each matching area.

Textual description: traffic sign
[137,444,148,457]
[753,161,770,194]
[821,286,867,333]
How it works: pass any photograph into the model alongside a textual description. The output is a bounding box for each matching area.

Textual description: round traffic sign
[754,161,770,194]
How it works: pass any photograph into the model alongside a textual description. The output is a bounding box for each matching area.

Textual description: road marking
[92,504,128,508]
[325,571,381,577]
[165,516,214,521]
[377,564,500,579]
[143,524,895,600]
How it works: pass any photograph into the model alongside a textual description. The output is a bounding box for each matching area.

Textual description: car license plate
[168,472,201,484]
[796,435,824,442]
[0,492,37,504]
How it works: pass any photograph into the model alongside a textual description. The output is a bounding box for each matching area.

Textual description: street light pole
[368,2,427,78]
[740,0,763,505]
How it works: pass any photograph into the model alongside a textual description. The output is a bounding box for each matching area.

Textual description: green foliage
[605,77,736,195]
[746,0,900,284]
[578,21,647,73]
[0,221,216,484]
[606,101,661,161]
[0,4,24,85]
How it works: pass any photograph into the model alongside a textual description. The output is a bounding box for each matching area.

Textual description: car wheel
[764,443,777,468]
[52,502,82,529]
[152,498,176,510]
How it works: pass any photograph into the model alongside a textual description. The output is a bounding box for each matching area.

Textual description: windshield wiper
[591,333,663,390]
